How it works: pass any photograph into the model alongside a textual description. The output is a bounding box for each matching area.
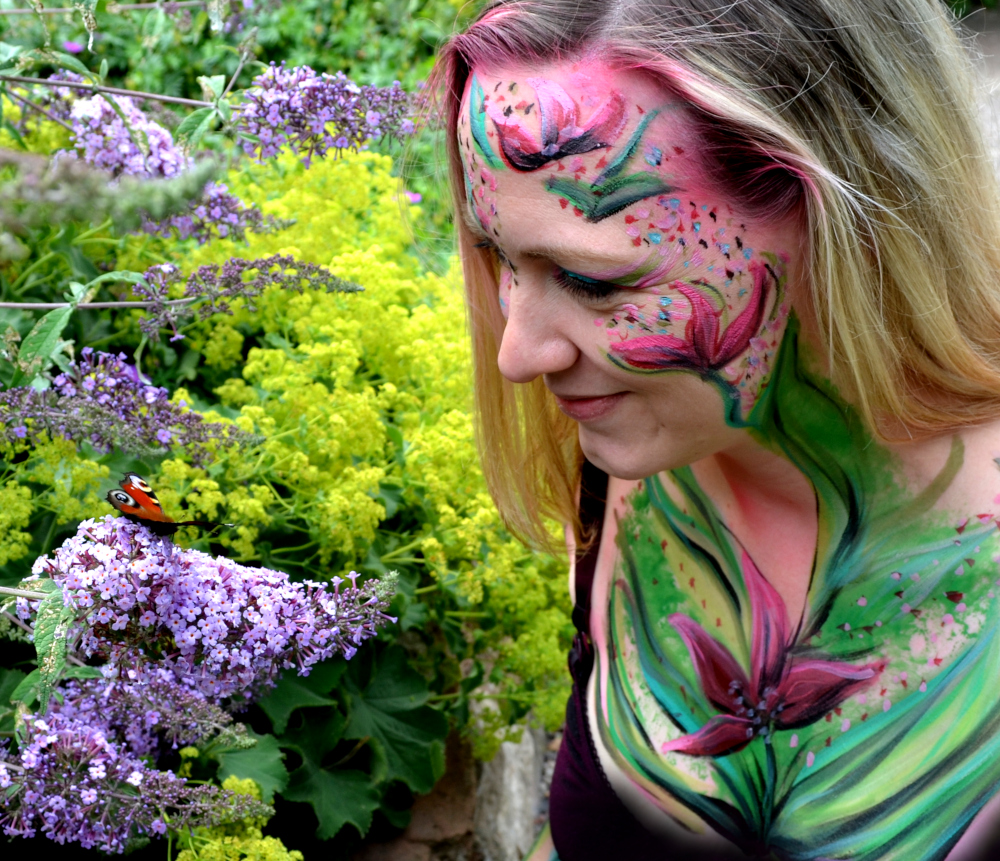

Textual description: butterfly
[106,472,232,537]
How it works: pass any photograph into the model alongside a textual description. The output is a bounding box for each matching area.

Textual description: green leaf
[9,669,41,711]
[216,731,289,803]
[33,587,75,712]
[176,107,218,151]
[344,646,448,793]
[0,668,26,734]
[198,74,226,100]
[6,49,95,80]
[257,663,342,734]
[282,764,380,840]
[0,43,24,71]
[9,305,74,388]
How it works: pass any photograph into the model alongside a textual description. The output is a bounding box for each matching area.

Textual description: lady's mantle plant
[0,515,397,851]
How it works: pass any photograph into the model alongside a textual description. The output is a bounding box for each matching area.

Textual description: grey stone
[473,727,547,861]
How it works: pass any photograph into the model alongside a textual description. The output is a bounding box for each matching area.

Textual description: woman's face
[459,60,805,479]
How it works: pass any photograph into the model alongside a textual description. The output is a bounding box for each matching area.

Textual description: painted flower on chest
[662,551,884,757]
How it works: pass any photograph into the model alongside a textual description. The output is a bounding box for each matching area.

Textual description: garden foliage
[0,0,570,856]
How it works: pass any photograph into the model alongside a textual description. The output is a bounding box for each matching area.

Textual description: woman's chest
[585,473,1000,860]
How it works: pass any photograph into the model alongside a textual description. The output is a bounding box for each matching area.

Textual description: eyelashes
[552,268,620,300]
[474,239,621,300]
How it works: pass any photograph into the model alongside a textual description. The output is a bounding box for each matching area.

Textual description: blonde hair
[433,0,1000,548]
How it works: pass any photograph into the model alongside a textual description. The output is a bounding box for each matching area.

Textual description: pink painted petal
[484,104,541,167]
[608,333,700,370]
[674,284,722,364]
[713,260,769,366]
[775,658,885,728]
[525,78,581,150]
[669,613,748,713]
[742,550,790,696]
[576,90,627,147]
[661,715,754,757]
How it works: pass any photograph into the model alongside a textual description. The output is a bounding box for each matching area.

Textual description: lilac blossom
[235,63,414,165]
[20,516,398,702]
[0,347,255,463]
[133,253,361,340]
[0,711,270,853]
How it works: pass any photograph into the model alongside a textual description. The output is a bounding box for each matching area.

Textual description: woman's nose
[496,286,580,383]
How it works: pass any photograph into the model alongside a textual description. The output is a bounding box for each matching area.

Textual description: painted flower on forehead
[662,551,884,757]
[469,74,627,172]
[608,260,771,373]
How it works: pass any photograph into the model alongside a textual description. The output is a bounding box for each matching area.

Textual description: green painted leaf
[344,646,448,793]
[257,662,342,734]
[545,172,672,223]
[9,305,73,388]
[216,732,289,803]
[282,764,380,840]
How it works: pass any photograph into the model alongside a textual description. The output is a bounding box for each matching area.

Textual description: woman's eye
[553,268,620,300]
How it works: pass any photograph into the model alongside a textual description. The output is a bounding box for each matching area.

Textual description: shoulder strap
[572,459,608,636]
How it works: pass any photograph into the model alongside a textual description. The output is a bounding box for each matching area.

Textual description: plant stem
[0,298,195,310]
[221,46,250,100]
[0,586,49,600]
[71,218,115,243]
[380,536,423,561]
[413,584,438,595]
[0,1,207,13]
[4,87,73,132]
[3,75,211,109]
[444,610,488,618]
[9,248,58,294]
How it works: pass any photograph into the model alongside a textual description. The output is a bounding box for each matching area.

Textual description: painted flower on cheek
[608,260,770,373]
[662,551,885,757]
[483,77,628,172]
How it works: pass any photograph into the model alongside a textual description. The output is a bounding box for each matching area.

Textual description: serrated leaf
[282,764,380,840]
[257,663,342,734]
[9,305,73,388]
[216,731,289,803]
[344,646,448,793]
[280,709,347,762]
[33,588,74,712]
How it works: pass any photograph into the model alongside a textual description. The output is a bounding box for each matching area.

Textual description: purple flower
[405,190,422,204]
[61,41,84,54]
[12,425,26,438]
[235,64,415,165]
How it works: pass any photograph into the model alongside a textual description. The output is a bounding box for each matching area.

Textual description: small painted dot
[841,719,851,732]
[956,603,967,613]
[857,597,867,607]
[789,734,798,748]
[901,603,911,614]
[956,566,965,576]
[593,318,604,326]
[919,681,927,692]
[910,573,920,582]
[806,751,815,767]
[891,572,902,580]
[883,699,892,712]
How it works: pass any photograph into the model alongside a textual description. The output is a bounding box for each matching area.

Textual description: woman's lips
[553,393,627,422]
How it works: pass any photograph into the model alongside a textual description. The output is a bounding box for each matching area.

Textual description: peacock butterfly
[106,472,232,537]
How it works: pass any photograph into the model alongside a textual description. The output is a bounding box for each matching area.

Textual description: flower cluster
[235,63,415,165]
[54,670,250,758]
[134,254,361,340]
[143,181,293,246]
[21,516,398,701]
[0,347,256,463]
[22,79,274,244]
[0,712,270,853]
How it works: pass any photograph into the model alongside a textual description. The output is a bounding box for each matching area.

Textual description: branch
[0,298,196,310]
[0,586,50,600]
[3,75,211,108]
[5,87,74,132]
[0,1,207,13]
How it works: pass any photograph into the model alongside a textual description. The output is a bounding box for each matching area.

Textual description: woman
[436,1,1000,858]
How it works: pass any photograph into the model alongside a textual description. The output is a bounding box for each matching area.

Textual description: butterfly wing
[106,473,178,535]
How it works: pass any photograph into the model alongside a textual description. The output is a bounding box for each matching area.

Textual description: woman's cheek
[596,291,692,347]
[498,266,513,320]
